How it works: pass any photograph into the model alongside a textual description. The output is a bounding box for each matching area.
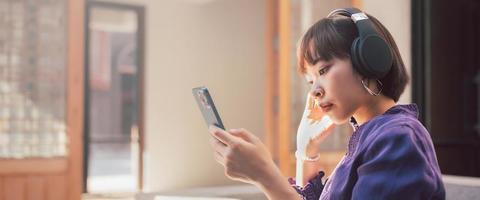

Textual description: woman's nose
[310,88,325,98]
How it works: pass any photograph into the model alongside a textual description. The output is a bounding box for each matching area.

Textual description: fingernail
[209,129,216,135]
[209,126,217,132]
[211,130,220,136]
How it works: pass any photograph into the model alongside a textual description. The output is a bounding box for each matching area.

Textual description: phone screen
[192,87,225,130]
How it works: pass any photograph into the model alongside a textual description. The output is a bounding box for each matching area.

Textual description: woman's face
[304,57,368,124]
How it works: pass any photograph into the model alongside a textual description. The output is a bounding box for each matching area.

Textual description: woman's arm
[296,155,324,186]
[256,166,303,200]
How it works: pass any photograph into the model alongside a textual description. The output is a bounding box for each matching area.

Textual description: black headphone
[328,8,392,79]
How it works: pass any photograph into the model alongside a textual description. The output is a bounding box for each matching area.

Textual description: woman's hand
[208,126,278,185]
[295,94,336,186]
[208,126,301,200]
[296,94,335,158]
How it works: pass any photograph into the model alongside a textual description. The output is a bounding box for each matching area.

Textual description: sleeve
[352,125,439,200]
[288,171,326,200]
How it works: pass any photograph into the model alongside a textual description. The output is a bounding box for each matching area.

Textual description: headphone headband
[327,8,378,37]
[327,8,362,18]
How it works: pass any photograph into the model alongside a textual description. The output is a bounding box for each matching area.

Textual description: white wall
[362,0,412,104]
[97,0,266,191]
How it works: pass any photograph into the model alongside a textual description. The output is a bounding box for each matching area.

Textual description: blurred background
[0,0,478,200]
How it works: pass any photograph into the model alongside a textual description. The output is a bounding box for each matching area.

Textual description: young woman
[208,8,445,200]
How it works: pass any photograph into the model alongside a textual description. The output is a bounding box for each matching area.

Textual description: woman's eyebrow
[318,60,333,69]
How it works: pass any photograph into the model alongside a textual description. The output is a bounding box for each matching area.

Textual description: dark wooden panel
[436,145,479,176]
[428,0,480,177]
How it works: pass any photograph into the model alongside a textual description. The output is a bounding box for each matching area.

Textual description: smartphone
[192,86,225,130]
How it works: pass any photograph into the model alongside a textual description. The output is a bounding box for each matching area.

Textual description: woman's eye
[319,66,330,75]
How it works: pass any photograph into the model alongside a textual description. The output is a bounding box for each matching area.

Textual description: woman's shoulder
[378,112,426,134]
[360,106,430,148]
[354,116,431,161]
[369,117,426,141]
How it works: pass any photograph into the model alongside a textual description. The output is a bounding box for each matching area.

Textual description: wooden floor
[83,193,134,200]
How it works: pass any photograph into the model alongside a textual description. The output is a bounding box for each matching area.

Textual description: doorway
[84,1,145,192]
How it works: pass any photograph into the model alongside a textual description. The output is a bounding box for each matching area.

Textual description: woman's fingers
[208,127,277,185]
[306,93,313,109]
[209,125,238,146]
[229,128,256,143]
[307,105,325,121]
[312,121,335,141]
[210,137,227,154]
[209,136,227,165]
[213,150,225,166]
[302,93,325,122]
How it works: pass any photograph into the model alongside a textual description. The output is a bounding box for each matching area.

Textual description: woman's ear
[350,65,364,82]
[361,78,383,96]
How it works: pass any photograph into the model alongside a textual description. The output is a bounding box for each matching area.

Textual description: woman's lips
[320,103,333,112]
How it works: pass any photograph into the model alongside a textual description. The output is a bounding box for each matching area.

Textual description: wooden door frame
[83,1,146,192]
[68,0,85,198]
[265,0,293,177]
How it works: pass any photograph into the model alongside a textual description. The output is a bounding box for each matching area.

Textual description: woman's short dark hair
[297,14,409,102]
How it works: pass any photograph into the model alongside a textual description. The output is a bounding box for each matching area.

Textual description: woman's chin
[327,114,351,125]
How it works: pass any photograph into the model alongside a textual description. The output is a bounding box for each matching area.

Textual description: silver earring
[361,79,383,96]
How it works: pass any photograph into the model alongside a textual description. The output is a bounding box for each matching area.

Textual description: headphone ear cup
[351,35,393,79]
[350,37,369,77]
[358,35,393,79]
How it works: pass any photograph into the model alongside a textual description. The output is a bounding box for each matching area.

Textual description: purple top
[289,104,446,200]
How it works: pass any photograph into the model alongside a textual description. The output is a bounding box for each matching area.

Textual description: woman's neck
[353,95,396,126]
